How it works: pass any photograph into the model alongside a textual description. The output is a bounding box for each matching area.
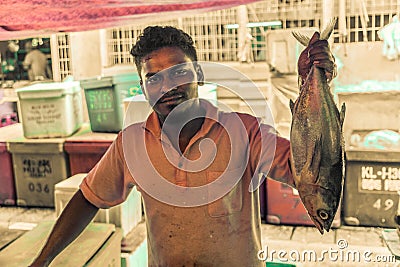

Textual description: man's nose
[160,75,177,94]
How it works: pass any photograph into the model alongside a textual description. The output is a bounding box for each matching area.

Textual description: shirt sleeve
[248,116,295,188]
[79,131,136,208]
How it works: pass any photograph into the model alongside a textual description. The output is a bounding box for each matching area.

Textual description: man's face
[140,46,203,121]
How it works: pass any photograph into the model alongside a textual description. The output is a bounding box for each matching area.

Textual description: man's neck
[159,101,205,153]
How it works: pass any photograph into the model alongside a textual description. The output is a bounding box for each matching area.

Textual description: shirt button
[178,162,183,168]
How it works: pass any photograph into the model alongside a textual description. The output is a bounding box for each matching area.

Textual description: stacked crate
[79,72,141,133]
[0,123,24,206]
[65,72,145,241]
[8,137,70,207]
[54,174,143,237]
[64,123,117,175]
[344,150,400,228]
[266,179,341,228]
[337,86,400,228]
[6,81,84,207]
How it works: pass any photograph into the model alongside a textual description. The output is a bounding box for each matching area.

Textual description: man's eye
[146,75,161,85]
[172,69,188,77]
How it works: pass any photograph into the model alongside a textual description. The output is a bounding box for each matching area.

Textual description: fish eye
[318,209,330,220]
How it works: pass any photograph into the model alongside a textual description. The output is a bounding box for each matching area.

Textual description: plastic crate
[123,94,152,126]
[343,149,400,228]
[266,179,341,228]
[0,124,23,206]
[80,72,140,132]
[64,123,117,175]
[121,222,148,267]
[0,89,15,116]
[0,221,122,267]
[336,89,400,147]
[16,81,83,138]
[7,137,70,207]
[55,173,143,237]
[0,113,18,127]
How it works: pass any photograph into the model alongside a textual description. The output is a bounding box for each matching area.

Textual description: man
[22,40,51,81]
[30,26,335,266]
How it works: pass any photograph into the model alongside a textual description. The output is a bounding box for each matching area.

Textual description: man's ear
[196,64,204,86]
[140,80,149,100]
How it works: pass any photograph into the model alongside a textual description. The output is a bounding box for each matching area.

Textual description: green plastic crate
[80,72,141,132]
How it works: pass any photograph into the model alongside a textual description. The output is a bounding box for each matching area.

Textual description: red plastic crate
[266,178,341,227]
[64,124,117,175]
[0,124,23,206]
[0,143,16,205]
[0,113,18,127]
[64,142,113,175]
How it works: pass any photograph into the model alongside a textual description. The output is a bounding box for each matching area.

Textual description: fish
[289,18,346,234]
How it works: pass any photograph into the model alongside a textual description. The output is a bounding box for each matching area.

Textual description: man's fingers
[309,32,320,45]
[309,52,334,63]
[307,40,330,56]
[313,60,337,80]
[314,60,334,70]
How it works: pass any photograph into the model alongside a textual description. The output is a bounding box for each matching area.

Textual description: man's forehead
[141,60,195,74]
[141,47,190,61]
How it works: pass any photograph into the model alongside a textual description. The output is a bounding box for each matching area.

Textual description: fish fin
[309,135,322,184]
[320,18,337,40]
[339,103,346,128]
[292,31,310,46]
[289,99,295,115]
[293,18,337,45]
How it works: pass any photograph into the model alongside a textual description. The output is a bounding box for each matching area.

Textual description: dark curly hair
[130,26,198,75]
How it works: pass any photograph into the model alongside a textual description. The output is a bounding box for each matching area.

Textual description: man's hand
[297,32,336,85]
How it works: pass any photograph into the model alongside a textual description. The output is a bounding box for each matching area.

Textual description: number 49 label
[372,198,394,211]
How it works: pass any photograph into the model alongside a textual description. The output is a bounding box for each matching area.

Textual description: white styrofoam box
[0,89,14,116]
[215,81,241,98]
[216,80,265,100]
[16,81,83,138]
[239,99,274,125]
[201,62,242,81]
[123,95,152,126]
[236,80,267,100]
[55,173,143,237]
[265,28,317,74]
[198,83,217,104]
[102,64,138,77]
[121,222,148,267]
[121,240,148,267]
[239,99,267,117]
[217,98,242,113]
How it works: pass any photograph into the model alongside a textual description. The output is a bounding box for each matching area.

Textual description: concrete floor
[0,206,398,267]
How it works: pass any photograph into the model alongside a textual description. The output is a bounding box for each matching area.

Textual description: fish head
[302,185,339,234]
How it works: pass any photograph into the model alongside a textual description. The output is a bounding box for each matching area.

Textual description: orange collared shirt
[80,99,294,267]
